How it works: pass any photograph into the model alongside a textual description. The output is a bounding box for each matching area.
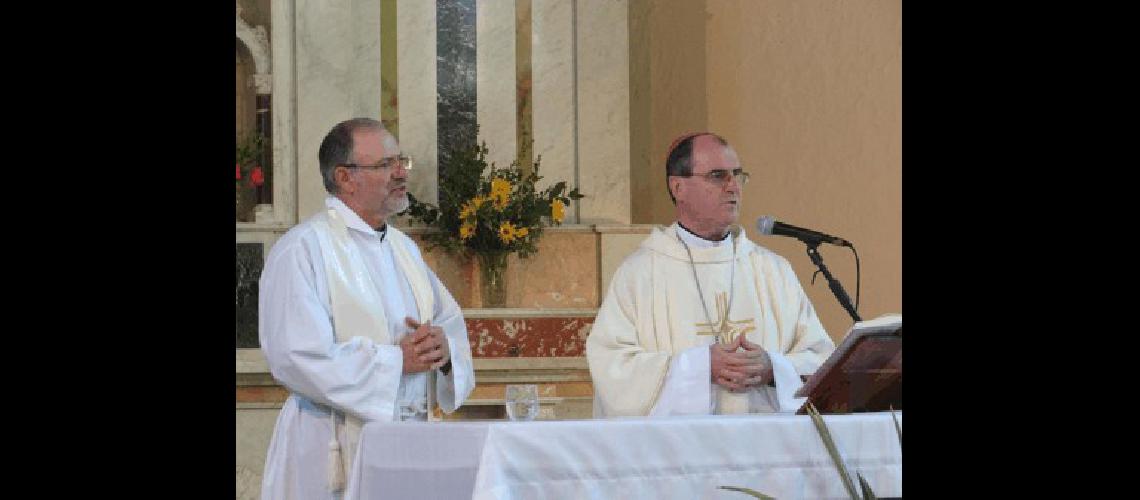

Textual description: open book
[795,313,902,412]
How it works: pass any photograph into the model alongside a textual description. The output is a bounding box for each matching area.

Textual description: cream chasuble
[586,223,835,417]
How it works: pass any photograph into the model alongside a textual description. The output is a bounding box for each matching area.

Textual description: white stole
[311,208,436,493]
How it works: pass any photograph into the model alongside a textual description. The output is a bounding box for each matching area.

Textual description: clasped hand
[399,317,450,374]
[709,335,773,392]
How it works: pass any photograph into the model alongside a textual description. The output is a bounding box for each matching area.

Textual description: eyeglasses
[672,168,750,186]
[343,155,413,172]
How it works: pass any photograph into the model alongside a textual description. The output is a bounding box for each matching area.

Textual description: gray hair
[318,118,388,194]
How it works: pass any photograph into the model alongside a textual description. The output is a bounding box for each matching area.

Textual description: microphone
[755,216,851,247]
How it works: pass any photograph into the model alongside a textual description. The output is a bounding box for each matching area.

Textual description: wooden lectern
[796,315,902,414]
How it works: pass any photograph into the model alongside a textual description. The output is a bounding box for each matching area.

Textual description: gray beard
[385,194,410,215]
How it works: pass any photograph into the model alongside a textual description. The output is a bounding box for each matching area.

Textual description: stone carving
[237,5,272,92]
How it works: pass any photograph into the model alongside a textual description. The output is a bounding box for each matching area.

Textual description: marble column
[476,0,517,169]
[270,0,296,225]
[398,0,439,205]
[575,0,631,224]
[294,0,384,221]
[531,0,577,220]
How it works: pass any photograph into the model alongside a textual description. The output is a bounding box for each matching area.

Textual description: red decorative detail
[466,317,595,358]
[250,166,265,187]
[236,163,242,180]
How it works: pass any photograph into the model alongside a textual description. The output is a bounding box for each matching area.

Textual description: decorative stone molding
[236,6,272,90]
[252,74,272,94]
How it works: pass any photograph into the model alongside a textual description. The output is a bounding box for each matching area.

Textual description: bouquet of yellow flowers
[404,140,583,306]
[405,140,583,259]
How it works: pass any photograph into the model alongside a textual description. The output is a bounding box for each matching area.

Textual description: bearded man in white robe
[258,118,475,499]
[586,132,835,417]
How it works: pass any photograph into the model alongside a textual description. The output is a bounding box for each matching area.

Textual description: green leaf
[890,406,901,448]
[235,132,266,171]
[550,181,567,197]
[717,486,776,499]
[805,403,860,500]
[857,473,877,500]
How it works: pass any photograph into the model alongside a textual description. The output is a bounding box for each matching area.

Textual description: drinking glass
[504,384,539,421]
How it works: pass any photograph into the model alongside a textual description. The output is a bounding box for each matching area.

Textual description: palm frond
[857,473,877,500]
[889,405,901,448]
[805,403,860,500]
[718,486,776,499]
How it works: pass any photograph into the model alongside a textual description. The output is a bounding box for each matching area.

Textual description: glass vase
[477,252,509,308]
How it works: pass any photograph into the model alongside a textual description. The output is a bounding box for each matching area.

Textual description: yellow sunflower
[459,221,476,240]
[471,195,487,209]
[514,226,529,238]
[459,202,475,220]
[498,221,518,244]
[490,178,511,210]
[551,199,566,223]
[460,195,489,220]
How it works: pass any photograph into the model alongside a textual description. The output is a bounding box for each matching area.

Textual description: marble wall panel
[409,229,599,309]
[437,0,478,171]
[235,243,264,348]
[467,316,594,357]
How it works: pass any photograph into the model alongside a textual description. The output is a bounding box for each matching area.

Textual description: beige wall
[634,0,901,341]
[629,0,709,225]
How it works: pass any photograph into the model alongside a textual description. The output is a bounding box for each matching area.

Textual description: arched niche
[236,43,257,141]
[236,5,271,93]
[237,4,274,213]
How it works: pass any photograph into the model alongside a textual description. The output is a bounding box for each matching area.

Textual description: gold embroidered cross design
[695,292,756,344]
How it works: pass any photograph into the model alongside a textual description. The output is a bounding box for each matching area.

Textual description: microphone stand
[804,241,862,323]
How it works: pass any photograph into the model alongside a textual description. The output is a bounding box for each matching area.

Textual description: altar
[345,412,902,499]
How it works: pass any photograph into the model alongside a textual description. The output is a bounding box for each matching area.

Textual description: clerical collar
[676,222,731,249]
[326,196,391,241]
